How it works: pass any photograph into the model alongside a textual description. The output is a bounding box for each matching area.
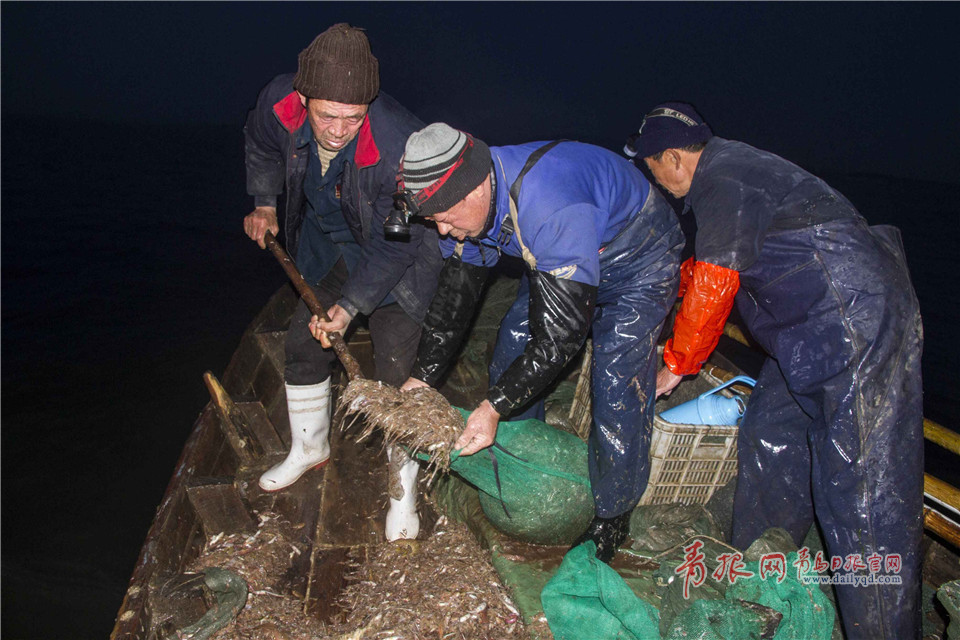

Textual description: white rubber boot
[385,445,421,541]
[259,379,332,492]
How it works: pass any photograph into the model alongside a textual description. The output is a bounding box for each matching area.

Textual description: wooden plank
[221,285,295,396]
[249,283,299,335]
[229,461,323,554]
[220,336,266,399]
[186,477,257,540]
[204,371,264,464]
[237,401,285,456]
[255,330,287,375]
[252,359,286,424]
[266,472,327,547]
[239,452,327,549]
[922,531,960,589]
[316,421,388,546]
[303,546,355,623]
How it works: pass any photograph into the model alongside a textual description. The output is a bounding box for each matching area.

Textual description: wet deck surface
[240,417,390,621]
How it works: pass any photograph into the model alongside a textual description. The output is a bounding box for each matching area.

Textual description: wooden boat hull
[111,282,960,639]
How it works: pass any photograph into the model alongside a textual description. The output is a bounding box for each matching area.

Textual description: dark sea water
[2,117,958,638]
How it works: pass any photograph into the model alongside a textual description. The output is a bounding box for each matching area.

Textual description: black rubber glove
[487,269,597,416]
[411,255,489,386]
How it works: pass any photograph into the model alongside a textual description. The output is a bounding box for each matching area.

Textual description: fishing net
[743,527,798,561]
[628,503,723,556]
[541,535,835,640]
[417,408,595,545]
[541,541,660,640]
[724,552,835,640]
[663,598,779,640]
[429,447,836,640]
[703,476,737,542]
[652,537,732,636]
[939,579,960,640]
[165,567,249,640]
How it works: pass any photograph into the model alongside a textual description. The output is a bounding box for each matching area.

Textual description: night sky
[4,2,959,183]
[3,2,960,638]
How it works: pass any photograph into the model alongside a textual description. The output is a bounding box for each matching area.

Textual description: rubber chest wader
[487,144,684,517]
[732,220,923,640]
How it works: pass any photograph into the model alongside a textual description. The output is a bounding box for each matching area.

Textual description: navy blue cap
[633,102,713,159]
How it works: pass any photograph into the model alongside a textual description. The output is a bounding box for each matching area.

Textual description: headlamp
[384,189,420,238]
[623,132,640,158]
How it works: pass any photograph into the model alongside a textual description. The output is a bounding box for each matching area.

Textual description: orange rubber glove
[664,260,740,376]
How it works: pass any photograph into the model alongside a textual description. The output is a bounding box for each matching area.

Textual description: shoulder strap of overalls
[496,141,565,270]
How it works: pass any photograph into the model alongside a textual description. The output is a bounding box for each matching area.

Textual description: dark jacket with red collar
[244,73,441,322]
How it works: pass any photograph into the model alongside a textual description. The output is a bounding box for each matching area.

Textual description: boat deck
[111,282,960,639]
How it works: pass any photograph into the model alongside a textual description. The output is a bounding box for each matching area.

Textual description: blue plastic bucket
[659,375,756,426]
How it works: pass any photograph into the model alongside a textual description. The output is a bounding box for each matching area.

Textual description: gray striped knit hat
[400,123,491,218]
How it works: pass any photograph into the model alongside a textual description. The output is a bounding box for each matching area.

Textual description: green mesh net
[540,539,834,640]
[419,406,837,640]
[726,553,834,640]
[629,504,722,556]
[541,541,661,640]
[938,579,960,640]
[663,599,775,640]
[417,409,594,544]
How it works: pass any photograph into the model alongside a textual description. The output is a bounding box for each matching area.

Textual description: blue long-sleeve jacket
[448,142,650,284]
[415,141,659,413]
[244,73,442,321]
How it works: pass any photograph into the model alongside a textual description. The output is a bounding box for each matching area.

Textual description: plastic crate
[639,369,740,506]
[568,339,593,442]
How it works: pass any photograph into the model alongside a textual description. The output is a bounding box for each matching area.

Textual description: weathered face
[644,152,693,199]
[426,181,490,241]
[301,97,368,152]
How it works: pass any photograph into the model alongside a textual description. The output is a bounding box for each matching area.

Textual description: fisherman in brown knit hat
[242,24,441,542]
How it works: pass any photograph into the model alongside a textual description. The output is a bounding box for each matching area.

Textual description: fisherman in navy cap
[633,102,924,639]
[380,123,684,562]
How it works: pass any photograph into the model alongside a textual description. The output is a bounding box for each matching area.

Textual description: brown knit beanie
[293,23,380,104]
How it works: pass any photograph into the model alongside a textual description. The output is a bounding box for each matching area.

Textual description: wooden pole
[923,507,960,548]
[924,419,960,457]
[925,473,960,515]
[702,363,754,395]
[723,323,752,348]
[263,231,364,381]
[703,363,738,384]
